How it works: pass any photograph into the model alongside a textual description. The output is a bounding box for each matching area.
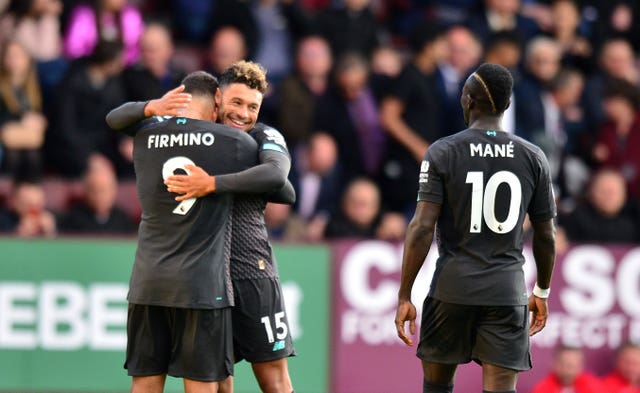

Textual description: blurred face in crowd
[603,96,636,130]
[215,83,262,131]
[2,41,31,84]
[140,24,173,77]
[486,41,521,69]
[526,39,561,82]
[554,71,584,109]
[209,27,247,75]
[86,169,117,217]
[297,37,332,79]
[343,180,380,228]
[601,40,635,79]
[307,133,337,175]
[102,0,127,11]
[336,58,369,100]
[553,348,584,386]
[370,47,402,78]
[264,203,291,229]
[589,170,627,217]
[616,345,640,385]
[486,0,520,15]
[12,183,45,217]
[446,27,482,74]
[552,0,580,34]
[344,0,370,12]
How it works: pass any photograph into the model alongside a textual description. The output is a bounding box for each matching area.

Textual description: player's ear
[214,88,221,105]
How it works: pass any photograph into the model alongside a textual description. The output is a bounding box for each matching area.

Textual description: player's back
[128,117,259,309]
[420,128,555,306]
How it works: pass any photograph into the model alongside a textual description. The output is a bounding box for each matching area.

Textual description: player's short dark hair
[472,63,514,115]
[180,71,219,97]
[603,78,640,110]
[409,24,445,54]
[218,61,268,94]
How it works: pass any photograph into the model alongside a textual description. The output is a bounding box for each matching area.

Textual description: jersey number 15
[465,171,522,234]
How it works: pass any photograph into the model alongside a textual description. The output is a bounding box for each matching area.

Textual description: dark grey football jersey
[418,128,556,306]
[127,117,259,309]
[229,123,290,280]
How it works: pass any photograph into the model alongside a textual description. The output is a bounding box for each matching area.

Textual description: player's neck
[468,115,504,132]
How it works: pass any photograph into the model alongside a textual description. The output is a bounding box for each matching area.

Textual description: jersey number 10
[465,171,522,234]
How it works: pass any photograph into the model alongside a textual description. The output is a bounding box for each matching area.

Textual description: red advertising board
[330,241,640,393]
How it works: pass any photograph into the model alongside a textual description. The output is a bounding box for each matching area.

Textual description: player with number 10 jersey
[418,125,555,307]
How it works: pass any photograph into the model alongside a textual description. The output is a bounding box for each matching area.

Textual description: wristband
[533,283,550,298]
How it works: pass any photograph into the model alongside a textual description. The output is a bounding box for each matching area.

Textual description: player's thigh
[472,305,532,372]
[422,361,457,386]
[183,378,220,393]
[417,297,478,365]
[232,278,296,363]
[125,304,172,376]
[169,307,234,382]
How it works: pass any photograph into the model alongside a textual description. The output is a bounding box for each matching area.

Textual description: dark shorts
[125,304,233,381]
[232,277,296,363]
[417,297,532,371]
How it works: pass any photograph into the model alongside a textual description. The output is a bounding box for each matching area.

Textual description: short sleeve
[527,150,557,222]
[416,142,446,204]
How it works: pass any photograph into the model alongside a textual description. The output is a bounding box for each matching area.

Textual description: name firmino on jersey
[469,142,514,158]
[147,133,215,149]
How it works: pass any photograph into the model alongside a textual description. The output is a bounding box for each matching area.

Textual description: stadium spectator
[63,0,144,66]
[466,0,540,49]
[531,345,604,393]
[314,0,382,59]
[315,52,386,180]
[378,24,447,214]
[276,35,333,151]
[47,40,127,178]
[548,0,593,74]
[514,36,562,147]
[592,79,640,198]
[436,25,483,135]
[559,168,639,243]
[324,177,388,239]
[592,1,640,53]
[58,156,135,234]
[263,202,307,242]
[582,38,639,130]
[293,132,343,241]
[601,341,640,393]
[247,0,313,84]
[483,31,523,134]
[206,26,248,79]
[2,180,56,237]
[121,21,186,102]
[0,40,47,182]
[0,0,67,96]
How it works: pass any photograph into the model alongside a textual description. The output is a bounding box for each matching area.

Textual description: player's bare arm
[528,218,556,336]
[395,200,441,346]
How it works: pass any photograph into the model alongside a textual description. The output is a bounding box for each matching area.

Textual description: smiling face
[215,83,263,131]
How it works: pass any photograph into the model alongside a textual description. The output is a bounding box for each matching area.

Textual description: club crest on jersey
[419,160,430,183]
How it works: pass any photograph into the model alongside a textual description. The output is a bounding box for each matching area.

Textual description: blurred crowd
[0,0,639,243]
[531,342,640,393]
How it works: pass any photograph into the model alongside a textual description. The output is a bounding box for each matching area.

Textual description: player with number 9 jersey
[126,116,258,309]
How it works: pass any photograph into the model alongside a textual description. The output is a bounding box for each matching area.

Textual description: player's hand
[528,294,548,336]
[144,85,191,117]
[395,300,417,346]
[165,164,215,201]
